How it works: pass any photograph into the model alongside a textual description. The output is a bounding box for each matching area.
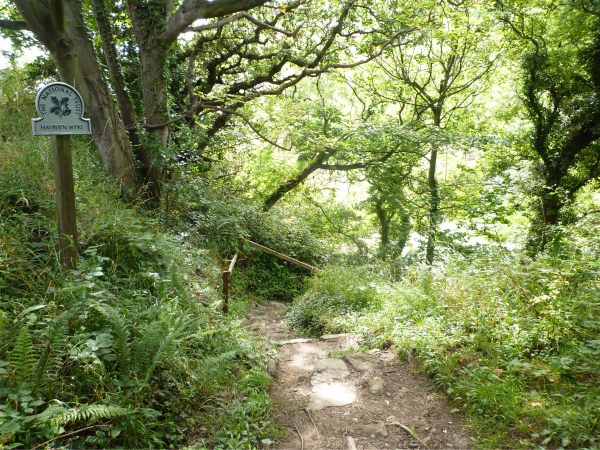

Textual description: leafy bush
[164,174,324,301]
[286,265,382,335]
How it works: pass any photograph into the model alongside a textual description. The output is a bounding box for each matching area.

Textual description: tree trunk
[14,0,140,196]
[527,169,563,254]
[136,45,167,201]
[425,146,439,265]
[395,206,411,257]
[90,0,140,147]
[425,109,442,265]
[374,197,390,257]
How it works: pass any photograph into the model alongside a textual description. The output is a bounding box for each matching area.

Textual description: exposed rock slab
[276,338,315,345]
[314,358,348,372]
[345,353,378,372]
[308,382,356,411]
[312,358,350,384]
[320,333,353,341]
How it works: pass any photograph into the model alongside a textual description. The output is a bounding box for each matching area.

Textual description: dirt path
[246,301,472,450]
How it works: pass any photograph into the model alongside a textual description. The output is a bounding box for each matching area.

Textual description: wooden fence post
[222,253,239,314]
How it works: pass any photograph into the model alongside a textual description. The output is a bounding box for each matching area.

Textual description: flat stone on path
[314,358,348,372]
[276,338,315,345]
[312,358,350,384]
[357,421,388,438]
[308,382,356,411]
[345,353,378,372]
[320,333,353,341]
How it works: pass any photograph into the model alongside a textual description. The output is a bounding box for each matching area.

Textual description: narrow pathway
[246,301,472,450]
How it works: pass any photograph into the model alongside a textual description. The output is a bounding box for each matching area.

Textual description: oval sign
[32,82,92,136]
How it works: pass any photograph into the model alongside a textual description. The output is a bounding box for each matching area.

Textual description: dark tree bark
[425,108,441,265]
[12,0,140,196]
[374,197,391,257]
[91,0,162,201]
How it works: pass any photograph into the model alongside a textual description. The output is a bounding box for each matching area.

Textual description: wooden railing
[221,238,320,313]
[243,239,321,274]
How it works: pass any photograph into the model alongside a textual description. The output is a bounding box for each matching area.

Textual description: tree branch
[161,0,269,46]
[0,19,29,30]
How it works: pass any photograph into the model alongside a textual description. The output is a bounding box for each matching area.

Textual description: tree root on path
[304,408,320,435]
[294,424,304,450]
[387,417,427,446]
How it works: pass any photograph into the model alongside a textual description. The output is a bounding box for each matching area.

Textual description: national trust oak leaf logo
[50,96,72,117]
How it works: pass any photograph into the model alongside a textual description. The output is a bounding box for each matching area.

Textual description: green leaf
[0,420,21,434]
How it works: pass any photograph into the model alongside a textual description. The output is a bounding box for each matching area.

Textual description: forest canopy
[0,0,599,448]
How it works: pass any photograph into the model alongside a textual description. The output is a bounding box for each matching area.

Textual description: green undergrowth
[162,157,325,305]
[0,70,276,449]
[287,231,600,449]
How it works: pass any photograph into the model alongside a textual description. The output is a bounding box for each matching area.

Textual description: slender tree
[365,0,499,263]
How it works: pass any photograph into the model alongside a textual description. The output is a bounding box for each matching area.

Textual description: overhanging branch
[0,19,29,31]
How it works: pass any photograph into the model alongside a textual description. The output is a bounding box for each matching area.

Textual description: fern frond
[132,317,188,383]
[36,315,68,389]
[96,304,131,371]
[132,320,166,376]
[9,325,37,384]
[53,404,131,427]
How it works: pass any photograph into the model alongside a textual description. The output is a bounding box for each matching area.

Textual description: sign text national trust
[33,82,92,136]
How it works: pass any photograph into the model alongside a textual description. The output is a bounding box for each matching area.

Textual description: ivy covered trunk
[426,108,442,265]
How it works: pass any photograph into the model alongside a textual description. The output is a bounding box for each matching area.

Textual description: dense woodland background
[0,0,599,448]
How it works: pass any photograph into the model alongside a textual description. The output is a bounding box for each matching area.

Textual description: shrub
[286,265,382,335]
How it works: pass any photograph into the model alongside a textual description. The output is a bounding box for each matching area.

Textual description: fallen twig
[32,424,109,450]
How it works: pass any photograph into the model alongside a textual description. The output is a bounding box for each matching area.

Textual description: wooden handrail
[221,239,321,314]
[243,239,321,273]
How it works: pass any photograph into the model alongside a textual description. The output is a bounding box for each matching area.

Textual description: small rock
[345,435,358,450]
[345,353,377,372]
[408,443,419,448]
[267,358,278,378]
[367,348,381,355]
[368,376,384,395]
[357,421,388,438]
[261,438,273,446]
